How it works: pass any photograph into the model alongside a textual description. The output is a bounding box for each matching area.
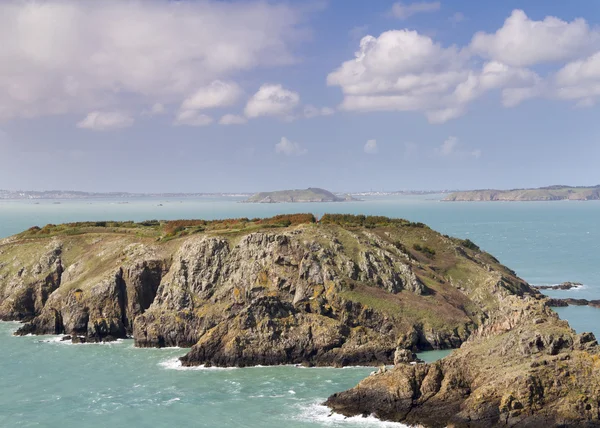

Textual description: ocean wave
[296,401,410,427]
[37,335,126,346]
[158,357,238,371]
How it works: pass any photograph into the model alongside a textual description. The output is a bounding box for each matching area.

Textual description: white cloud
[181,81,242,111]
[275,137,306,156]
[470,10,600,67]
[327,9,600,121]
[0,1,304,120]
[303,105,335,118]
[174,110,213,127]
[219,114,248,125]
[436,136,458,156]
[435,136,481,158]
[328,29,538,123]
[500,51,600,107]
[245,84,300,118]
[390,2,441,20]
[76,111,133,131]
[364,139,378,154]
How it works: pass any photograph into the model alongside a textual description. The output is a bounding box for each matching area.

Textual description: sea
[0,195,598,427]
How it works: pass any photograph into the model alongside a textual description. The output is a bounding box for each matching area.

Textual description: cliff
[445,185,600,201]
[1,214,530,368]
[243,188,355,203]
[326,295,600,427]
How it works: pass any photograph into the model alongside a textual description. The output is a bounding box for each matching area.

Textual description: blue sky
[1,0,599,192]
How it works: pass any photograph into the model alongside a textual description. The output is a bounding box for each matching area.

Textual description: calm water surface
[0,196,598,427]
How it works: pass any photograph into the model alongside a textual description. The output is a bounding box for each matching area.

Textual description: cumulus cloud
[470,10,600,67]
[174,110,213,127]
[328,28,538,123]
[390,2,441,20]
[328,9,600,123]
[303,105,335,118]
[181,81,242,111]
[275,137,307,156]
[245,84,300,118]
[219,114,248,125]
[76,111,134,131]
[0,1,304,120]
[364,139,378,154]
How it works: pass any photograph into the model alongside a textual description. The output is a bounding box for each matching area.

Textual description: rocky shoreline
[326,296,600,427]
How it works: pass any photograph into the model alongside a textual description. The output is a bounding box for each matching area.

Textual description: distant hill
[243,188,356,203]
[444,185,600,201]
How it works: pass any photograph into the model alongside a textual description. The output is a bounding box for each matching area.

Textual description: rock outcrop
[326,296,600,427]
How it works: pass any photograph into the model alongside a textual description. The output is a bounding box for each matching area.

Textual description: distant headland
[243,187,359,203]
[445,185,600,201]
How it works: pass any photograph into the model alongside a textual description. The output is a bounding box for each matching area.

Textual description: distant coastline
[0,190,251,200]
[0,189,450,200]
[444,185,600,201]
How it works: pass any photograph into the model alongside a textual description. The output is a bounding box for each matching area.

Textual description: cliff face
[0,215,531,367]
[326,295,600,427]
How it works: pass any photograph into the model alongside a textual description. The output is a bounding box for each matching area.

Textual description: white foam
[533,283,587,290]
[158,357,238,371]
[297,401,411,427]
[303,404,412,426]
[162,397,181,406]
[37,335,126,346]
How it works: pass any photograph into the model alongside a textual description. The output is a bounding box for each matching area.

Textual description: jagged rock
[393,348,417,365]
[326,297,600,427]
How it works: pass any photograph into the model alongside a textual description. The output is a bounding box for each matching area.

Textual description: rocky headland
[1,214,599,426]
[243,188,357,203]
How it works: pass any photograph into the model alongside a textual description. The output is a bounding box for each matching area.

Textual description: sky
[1,0,600,193]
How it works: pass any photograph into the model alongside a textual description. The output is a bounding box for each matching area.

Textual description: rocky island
[1,214,598,426]
[243,187,356,203]
[445,185,600,201]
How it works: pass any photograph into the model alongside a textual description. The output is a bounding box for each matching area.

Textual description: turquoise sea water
[1,196,599,427]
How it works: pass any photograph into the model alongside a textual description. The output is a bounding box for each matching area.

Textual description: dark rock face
[326,297,600,427]
[14,257,166,343]
[547,297,600,308]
